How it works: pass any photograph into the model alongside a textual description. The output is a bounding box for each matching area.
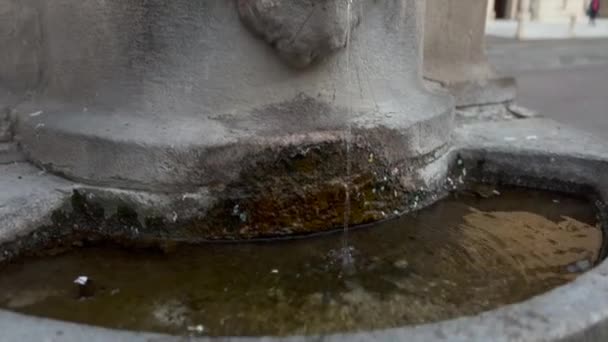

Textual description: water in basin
[0,187,602,336]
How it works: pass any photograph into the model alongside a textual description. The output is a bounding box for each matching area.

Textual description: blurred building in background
[487,0,599,22]
[486,0,608,39]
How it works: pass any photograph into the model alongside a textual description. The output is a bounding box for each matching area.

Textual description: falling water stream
[341,0,355,274]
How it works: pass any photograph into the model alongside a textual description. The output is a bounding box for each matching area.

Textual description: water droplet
[393,260,409,269]
[187,325,205,333]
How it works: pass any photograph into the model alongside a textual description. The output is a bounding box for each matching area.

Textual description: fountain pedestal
[424,0,516,107]
[8,0,452,238]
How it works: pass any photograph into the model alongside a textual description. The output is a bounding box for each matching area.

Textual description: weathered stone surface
[0,143,24,164]
[238,0,360,68]
[0,0,452,239]
[0,0,42,142]
[424,0,515,107]
[0,163,74,244]
[11,0,452,193]
[0,109,11,142]
[0,0,42,99]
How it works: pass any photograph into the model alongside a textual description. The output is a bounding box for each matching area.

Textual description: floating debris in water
[471,184,500,199]
[271,269,279,274]
[526,135,538,141]
[29,111,43,117]
[74,276,95,298]
[74,276,88,285]
[504,137,517,142]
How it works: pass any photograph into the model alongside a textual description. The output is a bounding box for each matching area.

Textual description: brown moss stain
[182,142,409,239]
[0,141,415,255]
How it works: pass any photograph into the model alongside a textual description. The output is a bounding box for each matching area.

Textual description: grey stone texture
[0,0,41,132]
[9,0,452,193]
[0,0,41,96]
[0,163,74,244]
[0,0,42,141]
[238,0,360,69]
[0,143,25,164]
[424,0,516,107]
[0,108,11,142]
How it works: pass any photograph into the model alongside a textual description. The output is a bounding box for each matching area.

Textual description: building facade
[487,0,604,22]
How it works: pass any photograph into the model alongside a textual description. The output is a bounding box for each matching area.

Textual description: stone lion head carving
[238,0,360,69]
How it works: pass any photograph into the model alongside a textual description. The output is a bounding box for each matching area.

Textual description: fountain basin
[0,185,603,336]
[1,0,608,340]
[2,118,608,341]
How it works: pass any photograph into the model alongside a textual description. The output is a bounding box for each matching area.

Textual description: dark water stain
[0,188,602,337]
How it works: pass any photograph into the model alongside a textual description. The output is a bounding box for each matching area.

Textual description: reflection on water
[0,188,602,336]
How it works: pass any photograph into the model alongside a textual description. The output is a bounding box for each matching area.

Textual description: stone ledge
[15,96,453,193]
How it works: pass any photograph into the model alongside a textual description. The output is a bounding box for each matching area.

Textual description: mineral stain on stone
[0,188,602,336]
[186,142,408,239]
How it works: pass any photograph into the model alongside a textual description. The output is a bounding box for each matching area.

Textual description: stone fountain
[5,0,454,241]
[1,0,608,341]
